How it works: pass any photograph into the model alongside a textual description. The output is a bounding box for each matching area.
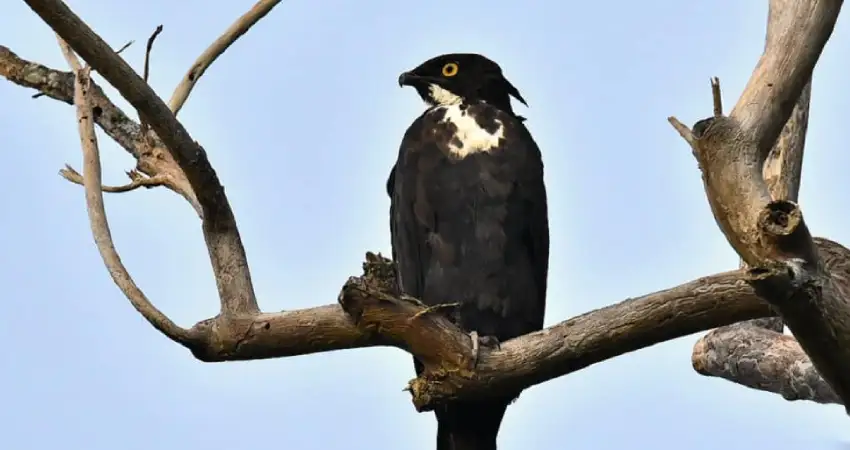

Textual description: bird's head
[398,53,527,117]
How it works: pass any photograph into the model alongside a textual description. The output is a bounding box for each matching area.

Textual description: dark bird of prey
[387,53,550,450]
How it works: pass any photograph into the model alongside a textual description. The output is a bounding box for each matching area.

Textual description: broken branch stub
[337,253,477,400]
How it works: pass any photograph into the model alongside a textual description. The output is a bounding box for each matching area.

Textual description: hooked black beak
[398,71,442,89]
[398,71,414,87]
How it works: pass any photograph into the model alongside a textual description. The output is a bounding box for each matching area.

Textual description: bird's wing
[389,116,432,300]
[515,124,550,328]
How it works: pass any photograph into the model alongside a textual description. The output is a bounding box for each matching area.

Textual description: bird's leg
[469,331,480,367]
[468,331,501,368]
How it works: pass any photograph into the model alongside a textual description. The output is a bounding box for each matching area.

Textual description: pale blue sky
[2,1,849,449]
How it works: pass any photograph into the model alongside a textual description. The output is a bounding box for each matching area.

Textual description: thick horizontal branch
[173,252,774,412]
[342,257,774,410]
[669,0,850,409]
[693,325,840,405]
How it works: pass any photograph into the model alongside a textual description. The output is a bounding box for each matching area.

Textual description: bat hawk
[387,53,550,450]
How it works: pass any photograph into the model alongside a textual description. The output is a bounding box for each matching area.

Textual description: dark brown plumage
[388,53,550,450]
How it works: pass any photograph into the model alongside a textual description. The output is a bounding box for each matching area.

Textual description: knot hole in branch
[756,200,818,278]
[759,200,798,236]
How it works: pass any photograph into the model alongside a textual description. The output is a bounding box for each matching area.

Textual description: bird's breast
[429,104,506,160]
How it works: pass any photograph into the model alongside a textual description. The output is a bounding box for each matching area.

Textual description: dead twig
[139,24,163,144]
[167,0,283,115]
[143,25,162,83]
[59,164,167,193]
[116,40,133,55]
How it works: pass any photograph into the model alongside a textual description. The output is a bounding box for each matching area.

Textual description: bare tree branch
[139,24,163,139]
[693,323,840,405]
[739,10,814,333]
[56,36,194,345]
[24,0,259,318]
[0,45,139,155]
[352,267,774,411]
[142,25,162,84]
[763,83,810,206]
[59,164,168,193]
[696,2,816,390]
[167,0,282,115]
[695,81,814,389]
[115,40,134,55]
[669,0,850,407]
[0,45,201,215]
[694,238,846,405]
[187,253,776,411]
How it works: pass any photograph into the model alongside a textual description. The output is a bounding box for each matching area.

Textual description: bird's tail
[435,398,511,450]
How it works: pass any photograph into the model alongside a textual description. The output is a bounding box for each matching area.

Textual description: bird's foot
[468,331,501,369]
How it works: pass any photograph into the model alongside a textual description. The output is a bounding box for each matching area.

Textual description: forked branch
[24,0,260,319]
[60,165,168,193]
[338,256,780,411]
[56,37,194,345]
[693,0,815,378]
[669,0,850,408]
[692,80,816,390]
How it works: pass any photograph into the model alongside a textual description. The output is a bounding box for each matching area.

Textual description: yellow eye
[441,62,459,77]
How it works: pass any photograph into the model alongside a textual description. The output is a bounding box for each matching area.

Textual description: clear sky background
[1,1,849,449]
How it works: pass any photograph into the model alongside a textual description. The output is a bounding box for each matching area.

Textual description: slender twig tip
[711,77,723,117]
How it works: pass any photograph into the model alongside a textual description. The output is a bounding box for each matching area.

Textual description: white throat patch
[436,104,505,159]
[427,84,463,106]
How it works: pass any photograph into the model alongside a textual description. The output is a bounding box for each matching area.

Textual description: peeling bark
[694,325,839,405]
